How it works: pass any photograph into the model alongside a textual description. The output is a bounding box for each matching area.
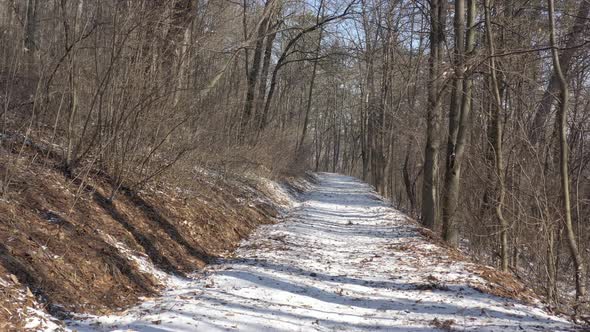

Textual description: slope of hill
[0,140,310,331]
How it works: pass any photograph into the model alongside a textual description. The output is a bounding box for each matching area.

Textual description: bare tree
[547,0,587,306]
[484,0,508,271]
[421,0,446,229]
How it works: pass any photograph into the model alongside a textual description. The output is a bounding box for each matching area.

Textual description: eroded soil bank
[0,144,310,331]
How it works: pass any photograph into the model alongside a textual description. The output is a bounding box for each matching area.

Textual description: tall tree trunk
[529,0,590,144]
[547,0,587,307]
[242,0,250,77]
[255,25,277,130]
[361,105,369,181]
[314,111,322,171]
[442,0,472,245]
[403,139,417,213]
[64,0,84,174]
[24,0,38,72]
[484,0,509,271]
[240,0,272,140]
[421,0,446,229]
[373,12,395,194]
[296,0,324,156]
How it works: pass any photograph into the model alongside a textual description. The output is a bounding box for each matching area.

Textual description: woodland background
[0,0,589,317]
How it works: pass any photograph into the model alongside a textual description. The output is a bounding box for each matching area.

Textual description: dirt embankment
[0,143,309,331]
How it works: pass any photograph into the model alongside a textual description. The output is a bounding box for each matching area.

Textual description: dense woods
[0,0,589,319]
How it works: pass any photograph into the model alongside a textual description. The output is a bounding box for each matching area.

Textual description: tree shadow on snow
[209,258,572,329]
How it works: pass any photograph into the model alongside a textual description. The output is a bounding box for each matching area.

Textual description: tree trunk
[240,0,272,140]
[442,0,471,245]
[255,25,277,130]
[296,0,324,156]
[484,0,509,271]
[529,0,590,144]
[403,140,417,213]
[24,0,38,72]
[547,0,587,307]
[421,0,446,229]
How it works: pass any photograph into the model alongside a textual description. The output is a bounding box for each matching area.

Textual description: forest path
[69,173,575,331]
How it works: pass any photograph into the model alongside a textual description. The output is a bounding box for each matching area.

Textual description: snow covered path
[69,173,576,331]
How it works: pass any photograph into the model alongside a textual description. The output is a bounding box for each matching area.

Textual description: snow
[66,173,577,331]
[24,307,63,331]
[0,275,64,332]
[98,231,186,287]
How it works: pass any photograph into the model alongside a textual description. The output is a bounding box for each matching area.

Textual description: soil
[0,141,299,331]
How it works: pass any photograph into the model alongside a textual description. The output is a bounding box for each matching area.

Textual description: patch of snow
[24,307,63,332]
[97,231,184,286]
[257,178,301,216]
[0,276,64,332]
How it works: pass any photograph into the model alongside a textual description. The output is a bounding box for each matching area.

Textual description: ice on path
[68,173,577,331]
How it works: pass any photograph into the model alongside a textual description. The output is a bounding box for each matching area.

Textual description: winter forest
[1,0,590,330]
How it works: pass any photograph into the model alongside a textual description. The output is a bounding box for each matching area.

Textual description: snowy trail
[69,173,576,331]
